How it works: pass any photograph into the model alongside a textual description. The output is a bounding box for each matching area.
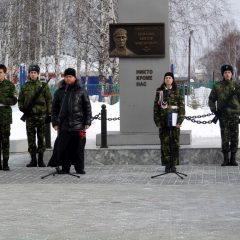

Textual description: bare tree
[72,0,118,84]
[169,0,228,75]
[0,0,232,85]
[200,21,240,80]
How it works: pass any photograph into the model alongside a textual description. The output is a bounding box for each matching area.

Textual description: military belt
[168,105,178,109]
[34,102,45,106]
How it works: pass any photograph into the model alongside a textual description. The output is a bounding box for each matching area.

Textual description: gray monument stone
[97,0,191,145]
[119,0,170,133]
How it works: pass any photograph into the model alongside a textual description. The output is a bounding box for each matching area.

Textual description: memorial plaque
[109,23,165,58]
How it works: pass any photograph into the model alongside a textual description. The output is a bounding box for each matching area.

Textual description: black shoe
[221,152,229,166]
[38,153,46,167]
[3,166,10,171]
[57,167,70,174]
[38,161,46,167]
[221,161,229,166]
[171,166,177,172]
[229,152,238,166]
[76,169,86,174]
[57,170,69,174]
[26,161,37,167]
[165,164,171,173]
[3,165,10,171]
[230,161,238,166]
[3,159,10,171]
[0,161,2,170]
[27,154,37,167]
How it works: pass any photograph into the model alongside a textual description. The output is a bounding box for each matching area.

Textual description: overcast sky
[229,0,240,27]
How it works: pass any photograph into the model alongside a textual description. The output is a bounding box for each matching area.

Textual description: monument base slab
[96,130,191,146]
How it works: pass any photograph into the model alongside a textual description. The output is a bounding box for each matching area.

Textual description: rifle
[20,78,51,122]
[211,87,240,124]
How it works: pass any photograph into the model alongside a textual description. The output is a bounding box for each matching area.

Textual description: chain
[91,112,120,121]
[93,111,214,124]
[93,112,215,124]
[91,112,101,121]
[185,112,215,124]
[107,117,120,121]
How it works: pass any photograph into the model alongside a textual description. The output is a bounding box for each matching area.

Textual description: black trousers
[50,130,86,172]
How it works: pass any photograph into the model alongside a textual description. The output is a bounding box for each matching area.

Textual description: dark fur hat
[164,72,175,80]
[64,68,76,77]
[221,65,233,76]
[28,64,40,74]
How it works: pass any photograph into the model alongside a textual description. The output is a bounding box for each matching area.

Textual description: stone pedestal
[96,130,191,146]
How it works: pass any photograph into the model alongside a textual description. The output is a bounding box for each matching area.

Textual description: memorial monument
[97,0,191,145]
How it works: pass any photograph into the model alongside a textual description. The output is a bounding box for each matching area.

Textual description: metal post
[188,30,193,103]
[100,104,108,148]
[45,123,52,149]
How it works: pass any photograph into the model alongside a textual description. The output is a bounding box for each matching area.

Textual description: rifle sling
[24,79,51,114]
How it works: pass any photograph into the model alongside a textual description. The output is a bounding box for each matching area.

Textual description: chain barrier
[93,112,214,124]
[91,112,120,121]
[93,108,217,124]
[185,112,215,124]
[91,112,101,121]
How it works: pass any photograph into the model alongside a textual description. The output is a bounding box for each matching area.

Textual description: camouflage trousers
[26,115,46,154]
[159,127,180,166]
[219,117,239,153]
[0,124,10,160]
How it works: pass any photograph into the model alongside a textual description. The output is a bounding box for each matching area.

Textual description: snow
[11,89,221,146]
[11,97,120,146]
[181,105,219,138]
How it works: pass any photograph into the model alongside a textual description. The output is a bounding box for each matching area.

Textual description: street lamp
[188,30,194,100]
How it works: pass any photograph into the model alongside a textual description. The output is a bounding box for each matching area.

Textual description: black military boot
[0,146,2,170]
[74,162,86,174]
[26,154,37,167]
[165,163,171,173]
[38,153,46,167]
[229,152,238,166]
[3,159,10,171]
[221,152,229,166]
[74,167,86,174]
[170,161,177,173]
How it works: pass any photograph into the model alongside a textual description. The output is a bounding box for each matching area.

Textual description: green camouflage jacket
[208,79,240,116]
[18,79,52,117]
[153,86,185,128]
[0,79,17,125]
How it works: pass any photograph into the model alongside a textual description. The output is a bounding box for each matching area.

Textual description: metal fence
[16,81,215,107]
[177,81,214,108]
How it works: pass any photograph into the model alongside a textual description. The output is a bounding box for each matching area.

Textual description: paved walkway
[0,164,240,240]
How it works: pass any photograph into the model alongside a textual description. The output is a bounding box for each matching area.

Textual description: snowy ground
[11,95,221,146]
[11,98,120,146]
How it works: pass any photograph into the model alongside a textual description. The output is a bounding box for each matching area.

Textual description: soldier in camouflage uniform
[209,65,240,166]
[18,65,52,167]
[153,72,185,173]
[0,64,17,170]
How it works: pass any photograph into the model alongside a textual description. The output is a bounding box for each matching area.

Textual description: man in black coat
[50,68,92,174]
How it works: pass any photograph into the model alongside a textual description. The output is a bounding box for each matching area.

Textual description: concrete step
[8,146,232,167]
